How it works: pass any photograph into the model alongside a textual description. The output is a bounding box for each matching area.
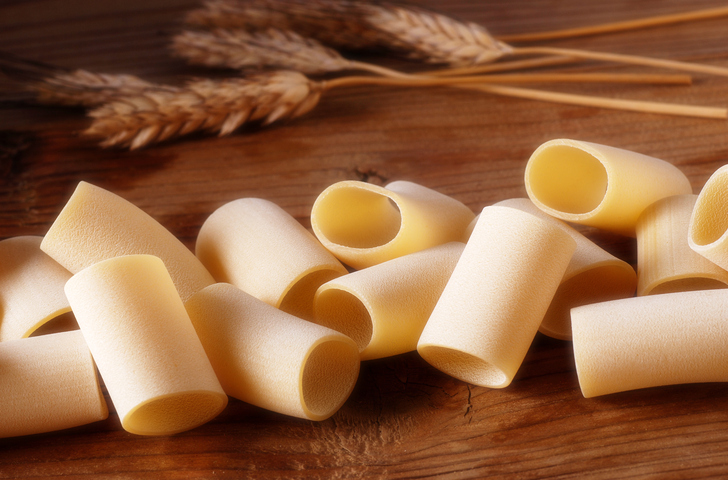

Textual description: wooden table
[2,0,728,478]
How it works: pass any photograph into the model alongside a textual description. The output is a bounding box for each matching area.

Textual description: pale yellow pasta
[689,164,728,271]
[638,194,728,295]
[525,139,692,236]
[0,330,108,438]
[41,181,214,301]
[64,254,227,436]
[195,198,347,320]
[494,198,636,340]
[184,283,360,421]
[572,290,728,398]
[0,236,73,341]
[417,206,576,388]
[313,242,465,360]
[311,180,475,269]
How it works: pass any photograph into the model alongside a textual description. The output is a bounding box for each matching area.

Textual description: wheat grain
[83,71,322,149]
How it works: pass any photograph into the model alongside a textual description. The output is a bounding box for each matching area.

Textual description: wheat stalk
[82,67,725,150]
[187,0,728,77]
[172,27,693,86]
[499,5,728,43]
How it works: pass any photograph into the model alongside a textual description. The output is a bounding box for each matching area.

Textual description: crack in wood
[354,167,388,185]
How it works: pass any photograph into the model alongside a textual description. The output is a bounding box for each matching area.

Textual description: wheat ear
[0,50,159,107]
[172,28,409,78]
[83,71,322,150]
[186,0,511,66]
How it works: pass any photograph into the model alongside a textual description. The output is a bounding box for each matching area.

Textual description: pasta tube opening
[301,338,361,420]
[278,269,344,321]
[525,144,608,215]
[648,277,728,295]
[540,264,636,340]
[313,287,373,352]
[313,187,402,248]
[689,166,728,248]
[124,391,228,436]
[416,346,507,388]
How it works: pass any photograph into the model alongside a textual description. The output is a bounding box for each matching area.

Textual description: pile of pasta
[3,138,728,438]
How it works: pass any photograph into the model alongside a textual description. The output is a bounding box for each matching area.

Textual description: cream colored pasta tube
[638,194,728,295]
[0,236,73,341]
[314,242,465,360]
[195,198,347,320]
[689,164,728,271]
[41,181,214,301]
[572,290,728,398]
[494,198,636,340]
[417,206,576,388]
[0,330,108,438]
[184,283,360,421]
[311,180,475,269]
[525,139,692,236]
[64,254,227,436]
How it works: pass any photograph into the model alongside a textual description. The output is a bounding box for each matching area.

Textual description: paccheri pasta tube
[310,180,475,270]
[689,164,728,270]
[572,289,728,398]
[417,206,576,388]
[313,242,465,360]
[0,330,108,438]
[493,198,636,341]
[64,254,227,436]
[638,194,728,295]
[524,139,692,237]
[0,236,73,341]
[195,198,347,320]
[41,181,214,302]
[184,283,360,421]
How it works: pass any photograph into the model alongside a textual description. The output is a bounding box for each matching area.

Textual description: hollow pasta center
[528,145,608,215]
[301,340,360,418]
[314,188,401,248]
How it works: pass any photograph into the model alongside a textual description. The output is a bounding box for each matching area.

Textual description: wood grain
[2,1,728,478]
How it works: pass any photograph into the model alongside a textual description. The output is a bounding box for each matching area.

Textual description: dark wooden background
[3,0,728,478]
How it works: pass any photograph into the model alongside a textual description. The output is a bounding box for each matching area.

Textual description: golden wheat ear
[0,50,162,108]
[83,71,323,150]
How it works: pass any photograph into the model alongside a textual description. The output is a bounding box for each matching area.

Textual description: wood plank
[2,1,728,478]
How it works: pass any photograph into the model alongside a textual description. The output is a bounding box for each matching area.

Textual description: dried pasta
[0,330,108,438]
[64,254,227,436]
[417,206,576,388]
[572,290,728,398]
[311,180,475,269]
[525,139,692,236]
[638,194,728,295]
[196,198,347,320]
[689,164,728,271]
[41,181,214,301]
[313,242,465,360]
[184,283,360,421]
[494,198,636,340]
[0,236,73,341]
